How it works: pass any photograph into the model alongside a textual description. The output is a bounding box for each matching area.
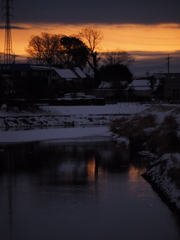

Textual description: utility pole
[0,52,3,63]
[165,55,172,74]
[2,0,14,64]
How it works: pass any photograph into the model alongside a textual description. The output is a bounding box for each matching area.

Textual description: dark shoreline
[142,172,180,215]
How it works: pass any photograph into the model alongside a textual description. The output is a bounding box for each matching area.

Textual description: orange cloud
[0,23,179,61]
[101,24,180,52]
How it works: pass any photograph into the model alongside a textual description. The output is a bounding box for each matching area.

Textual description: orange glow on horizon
[0,23,180,60]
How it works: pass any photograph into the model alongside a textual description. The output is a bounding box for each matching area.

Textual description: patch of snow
[0,127,111,143]
[111,133,130,147]
[138,151,157,159]
[144,153,180,210]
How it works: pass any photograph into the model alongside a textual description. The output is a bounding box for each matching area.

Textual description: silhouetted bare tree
[26,33,90,69]
[79,28,103,53]
[102,50,134,66]
[26,33,61,65]
[79,28,103,76]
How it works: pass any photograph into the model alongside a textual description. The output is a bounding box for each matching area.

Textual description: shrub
[147,114,180,155]
[110,112,180,156]
[161,115,178,132]
[110,113,156,137]
[168,167,180,189]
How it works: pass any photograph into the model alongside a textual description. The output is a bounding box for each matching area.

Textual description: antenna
[2,0,14,64]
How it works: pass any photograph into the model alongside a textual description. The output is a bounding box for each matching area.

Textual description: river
[0,140,180,240]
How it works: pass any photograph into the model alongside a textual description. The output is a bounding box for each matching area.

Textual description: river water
[0,140,180,240]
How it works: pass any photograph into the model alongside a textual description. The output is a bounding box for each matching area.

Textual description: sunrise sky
[0,0,180,74]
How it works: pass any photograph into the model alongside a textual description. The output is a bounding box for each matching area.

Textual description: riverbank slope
[110,105,180,212]
[0,103,147,130]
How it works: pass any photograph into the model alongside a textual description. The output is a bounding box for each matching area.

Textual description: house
[124,79,153,100]
[31,66,87,93]
[154,73,180,102]
[31,66,86,82]
[0,63,31,79]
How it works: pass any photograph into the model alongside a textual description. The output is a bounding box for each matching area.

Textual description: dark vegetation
[147,115,180,155]
[111,106,180,212]
[110,108,180,157]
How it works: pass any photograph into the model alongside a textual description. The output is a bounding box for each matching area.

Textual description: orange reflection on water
[128,165,147,182]
[86,157,106,190]
[87,157,96,182]
[128,165,156,203]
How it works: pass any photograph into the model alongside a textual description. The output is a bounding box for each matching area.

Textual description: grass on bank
[110,105,180,157]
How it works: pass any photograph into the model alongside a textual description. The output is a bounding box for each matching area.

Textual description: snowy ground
[0,127,111,143]
[0,102,148,143]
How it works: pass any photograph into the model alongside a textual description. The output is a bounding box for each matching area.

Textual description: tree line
[26,28,134,77]
[0,28,135,109]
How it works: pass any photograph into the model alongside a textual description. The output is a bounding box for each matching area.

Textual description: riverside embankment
[110,104,180,212]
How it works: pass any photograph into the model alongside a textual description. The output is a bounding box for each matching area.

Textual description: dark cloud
[0,26,28,29]
[0,0,179,25]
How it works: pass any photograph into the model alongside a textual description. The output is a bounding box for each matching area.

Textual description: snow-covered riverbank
[142,153,180,212]
[0,102,147,142]
[110,104,180,212]
[0,126,111,143]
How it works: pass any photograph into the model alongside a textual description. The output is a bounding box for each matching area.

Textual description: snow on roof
[54,69,78,79]
[31,66,86,79]
[125,79,151,91]
[126,78,161,91]
[153,73,166,79]
[133,87,151,91]
[130,79,150,87]
[74,67,86,78]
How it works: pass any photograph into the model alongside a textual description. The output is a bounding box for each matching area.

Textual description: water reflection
[0,141,180,240]
[0,141,130,185]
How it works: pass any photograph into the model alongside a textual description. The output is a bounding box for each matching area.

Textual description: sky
[6,0,180,25]
[0,0,180,75]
